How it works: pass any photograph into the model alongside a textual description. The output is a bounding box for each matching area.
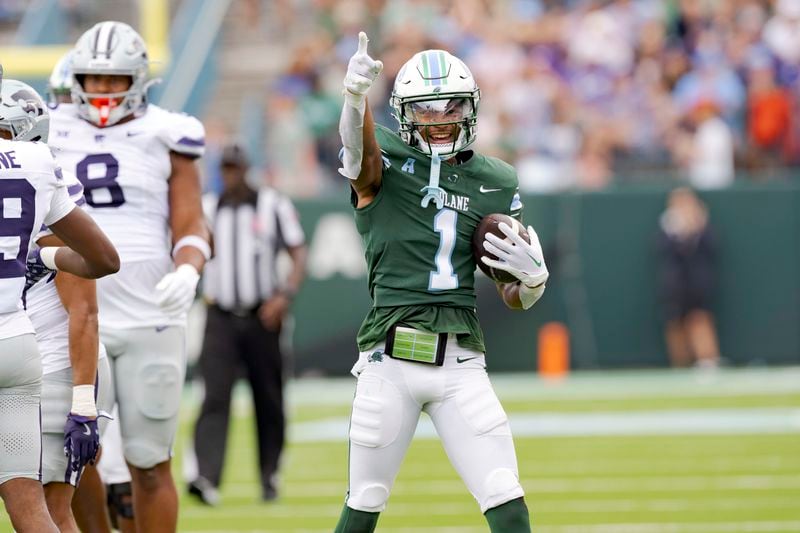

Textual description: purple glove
[25,248,56,288]
[63,413,100,474]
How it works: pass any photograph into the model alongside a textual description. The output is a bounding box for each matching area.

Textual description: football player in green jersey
[333,33,549,533]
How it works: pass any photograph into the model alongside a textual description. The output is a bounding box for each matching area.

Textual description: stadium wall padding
[288,183,800,375]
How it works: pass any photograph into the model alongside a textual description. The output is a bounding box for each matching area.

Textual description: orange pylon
[538,322,570,378]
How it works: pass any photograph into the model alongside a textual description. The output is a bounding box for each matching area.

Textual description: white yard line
[284,367,800,407]
[282,451,797,477]
[197,367,800,416]
[287,407,800,442]
[209,475,800,499]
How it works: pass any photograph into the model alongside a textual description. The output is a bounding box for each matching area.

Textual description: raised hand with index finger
[343,31,384,104]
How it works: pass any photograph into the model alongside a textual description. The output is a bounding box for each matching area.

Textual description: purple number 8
[76,153,125,208]
[0,179,36,279]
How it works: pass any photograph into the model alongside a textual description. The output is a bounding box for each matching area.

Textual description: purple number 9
[0,179,36,279]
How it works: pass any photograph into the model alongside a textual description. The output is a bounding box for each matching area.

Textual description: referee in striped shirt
[189,144,307,504]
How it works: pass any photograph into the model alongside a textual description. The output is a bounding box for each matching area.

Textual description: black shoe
[188,477,220,506]
[261,484,278,502]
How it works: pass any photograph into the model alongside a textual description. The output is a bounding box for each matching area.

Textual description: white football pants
[346,335,524,513]
[41,356,113,485]
[0,334,42,485]
[102,325,186,469]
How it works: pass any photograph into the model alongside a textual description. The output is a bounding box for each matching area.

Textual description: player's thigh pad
[349,371,405,449]
[110,326,186,469]
[455,370,511,437]
[347,352,422,512]
[0,334,43,485]
[40,367,72,485]
[444,367,523,511]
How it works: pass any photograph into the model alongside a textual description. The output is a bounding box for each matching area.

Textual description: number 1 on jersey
[429,209,458,291]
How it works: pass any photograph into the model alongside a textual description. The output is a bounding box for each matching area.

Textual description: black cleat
[261,482,278,502]
[187,477,220,506]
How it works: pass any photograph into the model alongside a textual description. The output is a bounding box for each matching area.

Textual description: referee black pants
[192,305,285,494]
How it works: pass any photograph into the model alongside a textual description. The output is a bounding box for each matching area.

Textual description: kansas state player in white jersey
[24,160,116,531]
[49,22,210,532]
[0,69,119,533]
[47,51,138,533]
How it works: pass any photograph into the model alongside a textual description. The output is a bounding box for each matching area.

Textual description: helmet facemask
[390,50,480,158]
[395,95,478,158]
[73,74,142,127]
[0,115,40,141]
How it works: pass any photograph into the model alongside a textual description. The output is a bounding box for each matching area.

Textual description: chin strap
[420,153,446,209]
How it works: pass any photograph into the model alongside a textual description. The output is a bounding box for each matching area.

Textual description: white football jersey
[0,139,75,339]
[49,104,205,329]
[25,173,107,375]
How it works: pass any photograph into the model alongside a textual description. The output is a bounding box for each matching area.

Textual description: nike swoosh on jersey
[127,131,144,137]
[456,356,478,363]
[479,185,502,193]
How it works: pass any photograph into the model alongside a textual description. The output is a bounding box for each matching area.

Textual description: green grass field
[3,367,800,532]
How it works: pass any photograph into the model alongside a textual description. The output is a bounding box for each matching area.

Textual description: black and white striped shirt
[203,188,304,312]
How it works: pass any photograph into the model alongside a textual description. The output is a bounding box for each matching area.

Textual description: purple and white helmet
[71,21,150,127]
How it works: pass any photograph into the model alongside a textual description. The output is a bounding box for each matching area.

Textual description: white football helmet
[71,21,149,127]
[390,49,480,157]
[48,51,74,105]
[0,79,50,142]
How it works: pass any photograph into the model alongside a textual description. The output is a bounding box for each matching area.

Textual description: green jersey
[353,124,523,352]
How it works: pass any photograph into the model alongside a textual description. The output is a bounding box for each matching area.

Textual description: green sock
[484,497,531,533]
[333,505,380,533]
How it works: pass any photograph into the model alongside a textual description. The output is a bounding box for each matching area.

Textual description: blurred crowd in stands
[0,0,133,42]
[0,0,28,23]
[243,0,800,196]
[5,0,799,196]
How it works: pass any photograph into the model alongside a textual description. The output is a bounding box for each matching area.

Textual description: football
[472,213,530,283]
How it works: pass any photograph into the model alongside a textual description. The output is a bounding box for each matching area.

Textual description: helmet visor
[405,98,471,125]
[0,117,34,141]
